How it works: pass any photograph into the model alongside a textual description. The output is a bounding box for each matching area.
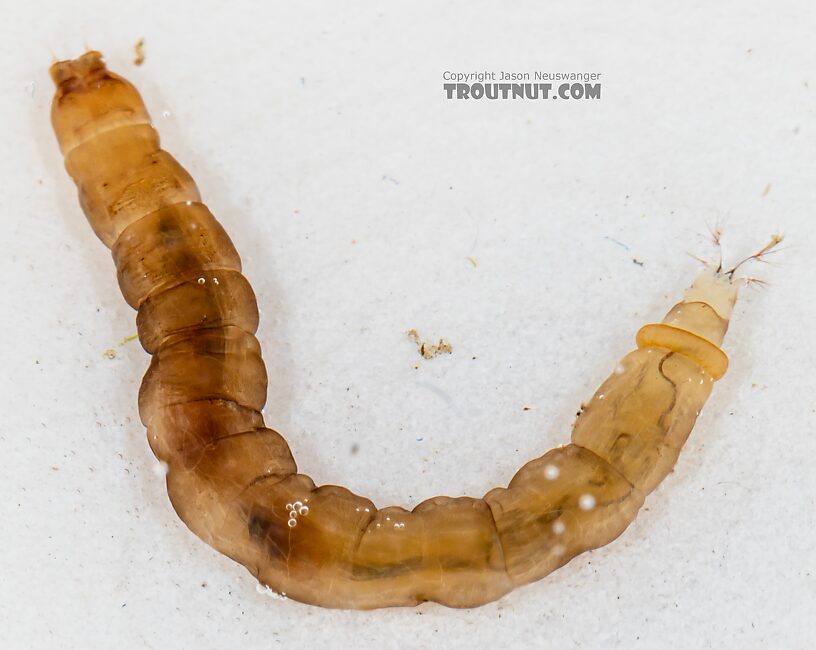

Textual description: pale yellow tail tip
[684,268,739,321]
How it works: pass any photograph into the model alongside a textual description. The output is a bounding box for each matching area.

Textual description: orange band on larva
[636,323,729,380]
[50,51,741,609]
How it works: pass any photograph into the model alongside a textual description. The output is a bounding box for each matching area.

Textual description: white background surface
[2,1,814,648]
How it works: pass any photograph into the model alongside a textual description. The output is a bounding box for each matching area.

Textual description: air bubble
[256,583,287,600]
[578,494,596,511]
[287,518,297,528]
[552,521,566,535]
[298,505,309,516]
[544,464,560,480]
[152,460,169,476]
[197,277,206,285]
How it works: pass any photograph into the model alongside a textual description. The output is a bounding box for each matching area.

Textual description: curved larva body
[50,51,740,609]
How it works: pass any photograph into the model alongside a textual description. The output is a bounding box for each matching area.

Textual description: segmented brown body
[50,51,740,609]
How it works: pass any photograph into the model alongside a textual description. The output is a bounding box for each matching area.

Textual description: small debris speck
[407,329,453,359]
[133,38,145,66]
[118,333,138,346]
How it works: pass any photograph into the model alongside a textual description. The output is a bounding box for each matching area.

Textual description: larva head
[49,50,106,87]
[50,50,152,155]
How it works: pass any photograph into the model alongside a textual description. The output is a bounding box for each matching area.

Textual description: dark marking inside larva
[247,511,291,562]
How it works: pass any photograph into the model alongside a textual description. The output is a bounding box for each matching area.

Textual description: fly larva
[49,51,779,609]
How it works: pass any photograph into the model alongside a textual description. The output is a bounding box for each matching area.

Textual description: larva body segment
[573,271,738,493]
[51,51,742,609]
[111,202,242,309]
